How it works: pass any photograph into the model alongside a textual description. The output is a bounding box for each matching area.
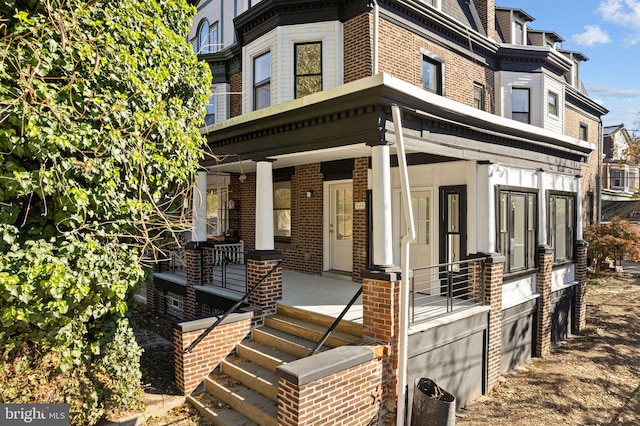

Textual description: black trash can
[410,378,456,426]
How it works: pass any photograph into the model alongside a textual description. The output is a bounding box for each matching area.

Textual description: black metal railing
[184,259,283,354]
[308,285,363,357]
[410,257,486,325]
[153,246,187,275]
[200,243,247,294]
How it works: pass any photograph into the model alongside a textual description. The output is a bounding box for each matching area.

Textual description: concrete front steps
[187,303,363,426]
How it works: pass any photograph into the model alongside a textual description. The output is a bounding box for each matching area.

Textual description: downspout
[372,0,379,75]
[392,105,415,426]
[597,118,603,224]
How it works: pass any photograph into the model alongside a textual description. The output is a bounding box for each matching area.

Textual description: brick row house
[148,0,608,424]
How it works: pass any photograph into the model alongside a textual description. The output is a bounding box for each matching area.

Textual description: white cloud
[598,0,640,45]
[571,25,611,46]
[589,86,640,98]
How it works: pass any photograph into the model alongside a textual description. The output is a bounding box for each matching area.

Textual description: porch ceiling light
[239,173,247,183]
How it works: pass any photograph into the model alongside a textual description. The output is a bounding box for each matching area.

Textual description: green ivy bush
[0,0,210,424]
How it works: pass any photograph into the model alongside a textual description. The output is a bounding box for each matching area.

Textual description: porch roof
[202,73,593,174]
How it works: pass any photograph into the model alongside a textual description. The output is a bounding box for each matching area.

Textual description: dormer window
[421,0,440,8]
[514,21,524,45]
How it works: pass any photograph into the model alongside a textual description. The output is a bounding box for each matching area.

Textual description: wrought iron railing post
[184,259,283,354]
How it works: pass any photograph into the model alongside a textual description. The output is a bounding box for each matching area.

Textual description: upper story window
[611,170,623,188]
[498,188,537,273]
[421,0,440,7]
[514,21,524,45]
[548,91,558,116]
[211,22,219,53]
[295,42,322,98]
[422,53,443,95]
[253,51,271,110]
[579,123,588,141]
[204,91,216,126]
[548,193,575,263]
[197,20,210,54]
[474,83,485,111]
[512,87,530,124]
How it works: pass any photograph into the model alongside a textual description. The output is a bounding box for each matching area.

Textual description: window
[207,187,228,236]
[253,51,271,110]
[211,22,219,53]
[612,170,623,188]
[473,83,485,110]
[295,42,322,98]
[514,21,524,45]
[197,20,210,54]
[273,181,291,239]
[422,54,443,94]
[204,91,215,126]
[498,189,537,273]
[579,123,588,141]
[512,88,530,124]
[548,193,575,263]
[548,91,558,116]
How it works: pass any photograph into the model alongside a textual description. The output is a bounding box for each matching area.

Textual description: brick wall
[574,241,589,333]
[344,12,373,83]
[277,346,384,426]
[247,257,283,323]
[352,158,369,281]
[230,71,243,118]
[536,246,554,357]
[377,18,495,112]
[474,0,496,41]
[483,254,505,391]
[566,106,601,226]
[173,313,252,395]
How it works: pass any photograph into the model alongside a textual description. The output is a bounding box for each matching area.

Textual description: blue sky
[507,0,640,132]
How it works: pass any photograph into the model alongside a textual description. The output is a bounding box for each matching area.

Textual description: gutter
[392,104,415,426]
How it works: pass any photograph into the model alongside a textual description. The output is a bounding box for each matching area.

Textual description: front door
[439,185,467,297]
[328,182,353,272]
[403,190,433,292]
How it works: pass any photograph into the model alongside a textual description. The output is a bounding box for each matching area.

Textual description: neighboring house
[602,124,639,200]
[149,1,608,424]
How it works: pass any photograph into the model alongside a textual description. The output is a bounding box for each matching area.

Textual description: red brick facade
[484,254,505,391]
[536,246,554,357]
[343,13,373,83]
[173,314,252,395]
[278,356,384,425]
[574,241,589,333]
[352,157,369,281]
[247,257,283,323]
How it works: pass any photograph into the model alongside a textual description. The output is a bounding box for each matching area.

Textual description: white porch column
[371,144,394,268]
[192,171,208,242]
[255,161,275,251]
[575,175,583,240]
[538,169,548,246]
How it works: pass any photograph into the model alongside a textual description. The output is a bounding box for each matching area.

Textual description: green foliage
[0,0,210,423]
[584,217,640,272]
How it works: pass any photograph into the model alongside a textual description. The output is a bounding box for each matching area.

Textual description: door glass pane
[555,197,567,260]
[335,189,353,240]
[511,194,526,269]
[411,193,430,245]
[499,192,508,259]
[447,194,459,232]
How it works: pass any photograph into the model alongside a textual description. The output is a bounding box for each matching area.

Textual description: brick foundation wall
[277,346,384,426]
[574,241,589,333]
[173,312,252,395]
[536,246,554,357]
[483,254,505,391]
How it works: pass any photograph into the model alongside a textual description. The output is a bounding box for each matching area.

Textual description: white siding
[498,71,544,128]
[542,73,564,134]
[242,22,344,113]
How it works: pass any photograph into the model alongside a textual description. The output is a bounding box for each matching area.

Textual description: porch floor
[152,268,485,326]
